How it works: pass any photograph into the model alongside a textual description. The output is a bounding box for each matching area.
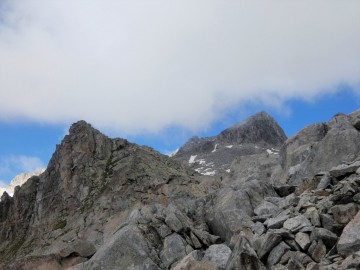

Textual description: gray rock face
[308,240,326,263]
[337,211,360,256]
[267,242,291,267]
[310,228,338,248]
[329,161,360,178]
[205,179,277,242]
[203,244,232,270]
[283,215,312,233]
[295,232,311,251]
[160,233,187,268]
[257,232,283,260]
[225,236,265,270]
[279,113,360,185]
[70,225,161,270]
[266,211,290,229]
[330,203,359,224]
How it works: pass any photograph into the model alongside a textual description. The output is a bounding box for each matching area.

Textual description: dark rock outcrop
[278,110,360,185]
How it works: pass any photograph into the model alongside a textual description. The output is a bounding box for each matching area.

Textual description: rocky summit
[173,111,287,176]
[1,110,360,269]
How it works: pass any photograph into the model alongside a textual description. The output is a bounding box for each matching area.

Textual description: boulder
[172,250,203,270]
[283,215,312,233]
[329,161,360,178]
[337,210,360,256]
[203,244,232,270]
[160,233,187,268]
[58,240,96,258]
[338,251,360,270]
[308,240,326,263]
[266,210,290,229]
[69,225,160,270]
[225,236,265,270]
[304,207,321,227]
[295,232,311,251]
[267,241,291,267]
[310,228,338,248]
[330,203,359,224]
[257,232,282,260]
[251,222,266,236]
[320,214,343,235]
[206,180,276,242]
[254,201,279,216]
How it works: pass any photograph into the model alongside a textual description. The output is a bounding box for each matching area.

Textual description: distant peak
[68,120,96,136]
[254,111,271,118]
[228,111,273,130]
[220,111,287,146]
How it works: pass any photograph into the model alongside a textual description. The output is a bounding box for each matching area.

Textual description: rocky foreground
[1,110,360,269]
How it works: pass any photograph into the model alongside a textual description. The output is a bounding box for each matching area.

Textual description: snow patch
[203,170,216,176]
[225,145,233,149]
[169,148,179,157]
[198,159,206,165]
[189,155,197,164]
[266,149,279,155]
[195,167,204,173]
[226,169,231,173]
[211,144,218,153]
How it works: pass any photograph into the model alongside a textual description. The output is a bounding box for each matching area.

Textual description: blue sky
[0,1,359,184]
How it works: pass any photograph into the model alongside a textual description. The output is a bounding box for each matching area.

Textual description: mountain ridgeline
[1,110,360,269]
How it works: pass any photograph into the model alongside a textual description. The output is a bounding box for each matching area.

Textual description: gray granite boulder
[337,211,360,256]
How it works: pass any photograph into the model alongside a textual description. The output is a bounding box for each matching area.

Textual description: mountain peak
[174,112,286,175]
[68,120,95,135]
[219,111,286,146]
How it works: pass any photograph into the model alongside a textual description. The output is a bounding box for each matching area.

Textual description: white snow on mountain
[169,148,179,157]
[189,155,197,164]
[0,168,45,197]
[266,149,279,155]
[211,144,218,153]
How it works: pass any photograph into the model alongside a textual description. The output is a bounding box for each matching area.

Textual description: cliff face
[1,111,360,270]
[278,110,360,185]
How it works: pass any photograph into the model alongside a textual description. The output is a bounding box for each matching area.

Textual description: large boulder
[68,225,160,270]
[205,179,277,242]
[337,210,360,256]
[225,236,265,270]
[203,244,232,270]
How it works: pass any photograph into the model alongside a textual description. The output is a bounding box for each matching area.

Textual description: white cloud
[0,0,359,133]
[0,180,7,188]
[0,155,45,175]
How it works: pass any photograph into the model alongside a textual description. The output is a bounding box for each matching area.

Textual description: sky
[0,1,359,184]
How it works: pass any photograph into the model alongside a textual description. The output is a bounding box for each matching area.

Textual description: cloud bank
[0,0,359,133]
[0,155,45,176]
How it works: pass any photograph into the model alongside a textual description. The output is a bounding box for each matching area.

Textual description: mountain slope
[172,111,287,176]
